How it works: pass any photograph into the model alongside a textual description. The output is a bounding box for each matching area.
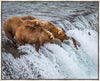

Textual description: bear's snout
[65,35,69,40]
[49,35,54,40]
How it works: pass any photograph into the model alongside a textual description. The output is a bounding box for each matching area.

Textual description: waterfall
[2,12,98,79]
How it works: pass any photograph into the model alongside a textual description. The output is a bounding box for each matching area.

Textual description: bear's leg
[12,39,16,44]
[35,41,42,52]
[16,39,25,46]
[35,43,40,52]
[42,43,44,46]
[4,31,16,44]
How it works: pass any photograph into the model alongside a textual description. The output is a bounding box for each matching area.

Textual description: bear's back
[20,16,36,21]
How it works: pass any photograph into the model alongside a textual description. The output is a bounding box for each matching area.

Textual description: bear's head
[39,21,55,30]
[41,28,54,44]
[40,21,69,42]
[51,27,69,42]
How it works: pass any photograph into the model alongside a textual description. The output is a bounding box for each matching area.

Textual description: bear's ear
[47,21,52,25]
[47,21,51,23]
[35,21,39,25]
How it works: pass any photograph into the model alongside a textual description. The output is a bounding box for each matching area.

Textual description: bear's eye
[57,31,62,35]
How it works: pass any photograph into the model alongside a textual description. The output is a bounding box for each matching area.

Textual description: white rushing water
[2,12,98,79]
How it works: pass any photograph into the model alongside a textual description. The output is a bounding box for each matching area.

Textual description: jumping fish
[71,37,78,50]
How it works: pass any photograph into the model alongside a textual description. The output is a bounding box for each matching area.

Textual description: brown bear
[34,20,69,42]
[20,15,37,21]
[15,25,54,51]
[3,17,24,44]
[49,26,69,42]
[3,17,40,44]
[23,19,41,28]
[20,15,40,27]
[20,16,69,42]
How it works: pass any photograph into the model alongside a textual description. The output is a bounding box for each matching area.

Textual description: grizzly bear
[20,15,40,27]
[3,17,24,44]
[15,25,54,51]
[20,15,37,21]
[20,16,69,42]
[34,21,69,42]
[49,26,69,42]
[23,19,41,28]
[20,17,69,42]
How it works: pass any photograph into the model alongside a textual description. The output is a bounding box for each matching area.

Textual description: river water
[1,1,98,79]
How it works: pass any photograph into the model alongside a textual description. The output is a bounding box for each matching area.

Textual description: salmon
[71,37,78,50]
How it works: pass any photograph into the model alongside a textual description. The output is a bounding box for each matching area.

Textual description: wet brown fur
[23,19,41,28]
[11,15,69,42]
[20,15,37,21]
[20,15,69,42]
[35,21,69,42]
[3,17,24,43]
[15,25,54,51]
